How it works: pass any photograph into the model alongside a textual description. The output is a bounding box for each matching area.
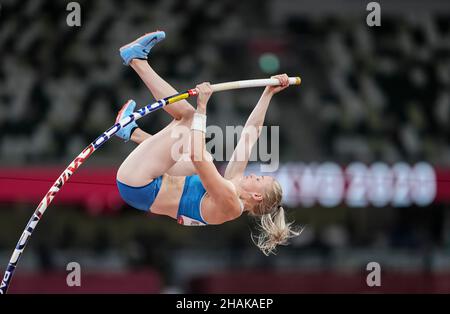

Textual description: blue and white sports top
[177,175,244,226]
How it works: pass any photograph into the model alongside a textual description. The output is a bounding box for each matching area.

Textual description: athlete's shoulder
[201,180,242,224]
[222,180,244,216]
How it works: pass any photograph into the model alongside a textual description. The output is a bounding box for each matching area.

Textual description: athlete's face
[240,174,274,202]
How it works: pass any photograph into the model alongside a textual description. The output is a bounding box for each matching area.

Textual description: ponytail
[252,206,302,256]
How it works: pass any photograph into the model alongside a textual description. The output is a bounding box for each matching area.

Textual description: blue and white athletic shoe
[119,30,166,66]
[115,100,138,142]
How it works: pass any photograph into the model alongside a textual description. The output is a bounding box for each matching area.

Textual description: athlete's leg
[130,128,151,144]
[117,114,194,186]
[114,99,180,143]
[114,100,196,177]
[129,128,196,177]
[119,31,194,120]
[130,59,195,120]
[117,31,198,183]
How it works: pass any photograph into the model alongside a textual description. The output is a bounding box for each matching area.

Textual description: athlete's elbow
[190,150,202,162]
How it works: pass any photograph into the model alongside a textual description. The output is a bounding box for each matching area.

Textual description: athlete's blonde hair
[251,179,302,256]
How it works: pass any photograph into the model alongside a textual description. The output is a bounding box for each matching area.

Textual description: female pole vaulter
[115,31,301,255]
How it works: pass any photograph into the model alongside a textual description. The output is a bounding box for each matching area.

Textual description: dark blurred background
[1,0,450,293]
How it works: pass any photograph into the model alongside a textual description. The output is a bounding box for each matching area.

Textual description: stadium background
[1,0,450,293]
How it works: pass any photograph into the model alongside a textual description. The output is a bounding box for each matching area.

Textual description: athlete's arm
[224,74,289,180]
[190,83,241,219]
